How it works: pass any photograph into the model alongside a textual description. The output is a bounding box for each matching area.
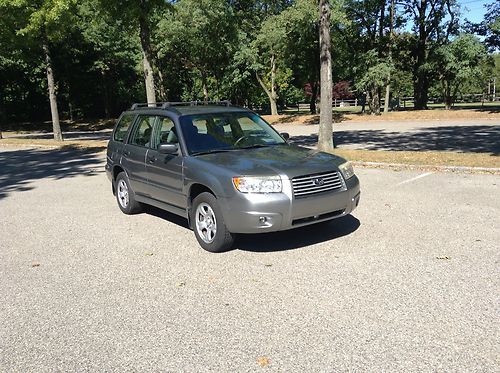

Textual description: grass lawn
[263,107,500,125]
[0,138,108,152]
[332,149,500,170]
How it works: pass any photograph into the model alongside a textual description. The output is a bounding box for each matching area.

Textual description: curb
[352,161,500,175]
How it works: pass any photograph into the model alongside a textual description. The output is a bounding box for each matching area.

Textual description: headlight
[232,176,282,193]
[338,161,355,180]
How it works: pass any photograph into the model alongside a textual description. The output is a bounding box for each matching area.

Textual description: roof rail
[130,101,231,110]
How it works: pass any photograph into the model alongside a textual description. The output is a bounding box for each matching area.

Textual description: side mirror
[158,143,178,154]
[280,132,290,141]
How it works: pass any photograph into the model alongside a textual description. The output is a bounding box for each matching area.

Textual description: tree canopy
[0,0,498,129]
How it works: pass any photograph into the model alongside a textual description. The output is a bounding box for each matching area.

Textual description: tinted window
[113,114,134,142]
[179,112,285,155]
[131,116,155,147]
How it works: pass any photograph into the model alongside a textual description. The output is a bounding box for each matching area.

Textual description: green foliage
[0,0,499,125]
[434,33,488,106]
[0,0,78,41]
[468,1,500,52]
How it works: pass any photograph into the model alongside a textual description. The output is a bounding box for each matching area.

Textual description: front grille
[292,171,344,198]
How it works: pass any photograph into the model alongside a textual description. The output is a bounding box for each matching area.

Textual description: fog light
[259,216,267,223]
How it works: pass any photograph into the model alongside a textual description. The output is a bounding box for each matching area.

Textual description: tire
[115,172,142,214]
[191,192,235,253]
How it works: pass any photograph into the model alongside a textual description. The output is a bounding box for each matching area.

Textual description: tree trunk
[414,5,429,110]
[384,83,391,113]
[384,0,394,114]
[202,73,209,104]
[371,86,381,115]
[270,53,278,115]
[43,43,63,141]
[414,56,429,110]
[157,69,167,101]
[309,82,318,114]
[255,50,279,115]
[139,13,156,104]
[102,70,111,119]
[318,0,333,151]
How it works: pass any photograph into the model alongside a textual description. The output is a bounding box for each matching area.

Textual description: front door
[145,116,186,209]
[121,115,156,196]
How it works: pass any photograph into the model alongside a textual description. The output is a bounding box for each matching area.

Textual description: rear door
[121,115,157,196]
[107,112,135,170]
[145,116,186,209]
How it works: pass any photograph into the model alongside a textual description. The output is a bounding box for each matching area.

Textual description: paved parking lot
[274,119,500,154]
[0,147,499,371]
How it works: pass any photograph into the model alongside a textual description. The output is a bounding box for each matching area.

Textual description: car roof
[124,103,252,118]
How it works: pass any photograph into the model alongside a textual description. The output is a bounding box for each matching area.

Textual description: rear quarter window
[113,114,135,142]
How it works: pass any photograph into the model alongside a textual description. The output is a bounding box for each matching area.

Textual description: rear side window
[130,116,156,147]
[113,114,134,142]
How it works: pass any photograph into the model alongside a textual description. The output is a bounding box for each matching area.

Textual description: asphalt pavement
[0,147,499,371]
[274,119,500,153]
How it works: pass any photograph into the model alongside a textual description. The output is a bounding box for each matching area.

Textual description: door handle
[123,150,130,156]
[147,156,157,163]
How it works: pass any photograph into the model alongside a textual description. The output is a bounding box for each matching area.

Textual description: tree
[468,1,500,52]
[318,0,333,151]
[344,0,393,114]
[356,50,392,114]
[156,0,238,103]
[251,14,288,115]
[383,0,395,113]
[435,34,487,109]
[0,0,78,140]
[101,0,170,104]
[278,0,320,113]
[400,0,459,110]
[77,0,141,118]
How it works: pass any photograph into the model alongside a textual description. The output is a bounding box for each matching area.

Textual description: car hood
[190,145,347,179]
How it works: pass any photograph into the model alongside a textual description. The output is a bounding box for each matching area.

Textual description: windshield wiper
[190,149,234,156]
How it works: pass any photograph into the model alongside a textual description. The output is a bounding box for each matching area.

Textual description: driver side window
[156,117,177,148]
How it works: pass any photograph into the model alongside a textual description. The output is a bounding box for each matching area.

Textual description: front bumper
[220,175,360,234]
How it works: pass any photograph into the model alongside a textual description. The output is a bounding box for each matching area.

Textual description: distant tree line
[0,0,499,130]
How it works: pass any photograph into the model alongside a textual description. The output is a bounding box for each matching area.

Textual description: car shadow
[236,215,360,252]
[0,146,105,200]
[142,205,190,229]
[142,205,360,252]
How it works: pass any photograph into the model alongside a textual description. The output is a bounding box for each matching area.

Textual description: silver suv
[106,102,360,252]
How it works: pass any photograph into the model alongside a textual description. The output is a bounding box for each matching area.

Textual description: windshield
[178,112,286,155]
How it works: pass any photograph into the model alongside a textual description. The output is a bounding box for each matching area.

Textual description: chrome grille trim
[292,171,345,197]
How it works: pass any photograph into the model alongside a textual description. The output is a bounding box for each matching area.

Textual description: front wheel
[191,192,235,253]
[115,172,142,214]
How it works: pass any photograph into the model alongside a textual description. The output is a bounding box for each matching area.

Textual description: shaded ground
[289,125,500,155]
[0,146,104,200]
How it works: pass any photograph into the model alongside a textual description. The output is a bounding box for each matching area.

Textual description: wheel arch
[187,183,217,229]
[111,165,126,194]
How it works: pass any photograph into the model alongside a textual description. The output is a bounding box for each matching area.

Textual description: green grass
[331,149,500,170]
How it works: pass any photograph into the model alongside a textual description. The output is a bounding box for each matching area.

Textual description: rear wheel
[191,192,235,253]
[115,172,142,214]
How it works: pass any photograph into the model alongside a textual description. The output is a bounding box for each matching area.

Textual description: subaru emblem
[312,178,324,186]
